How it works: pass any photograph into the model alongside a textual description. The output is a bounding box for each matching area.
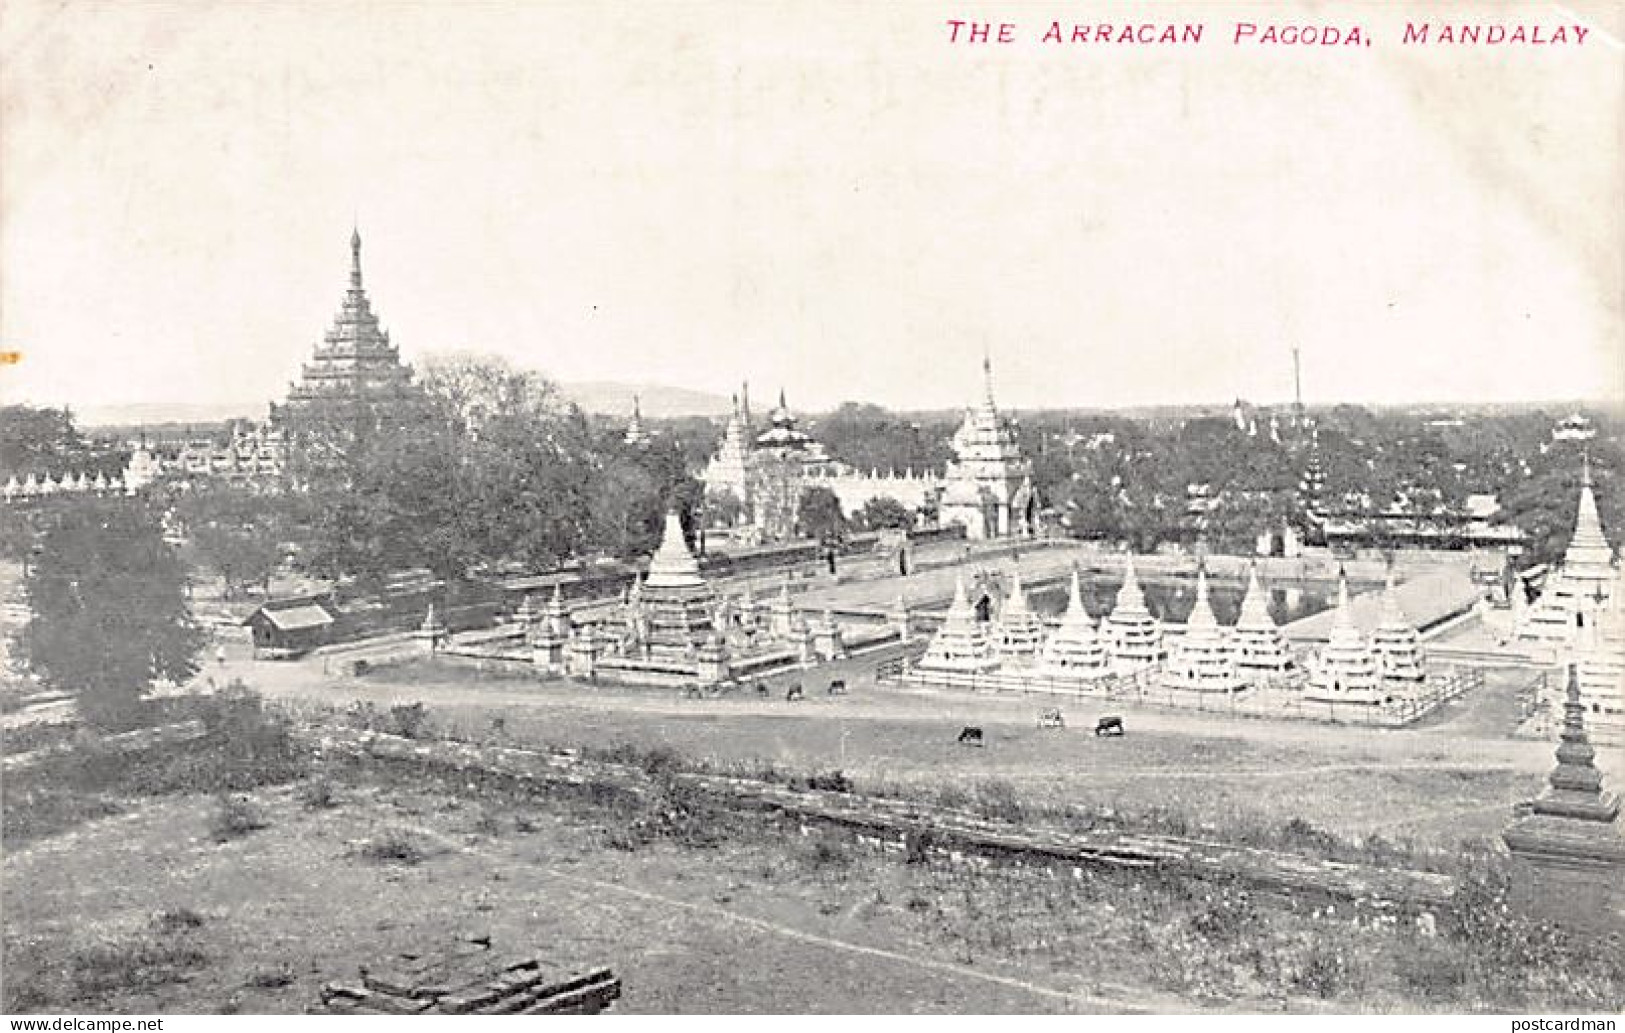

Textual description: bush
[300,778,338,810]
[354,827,432,865]
[210,794,267,842]
[974,779,1025,823]
[805,769,853,793]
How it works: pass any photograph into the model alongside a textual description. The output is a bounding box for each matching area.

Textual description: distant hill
[77,402,266,428]
[560,382,733,418]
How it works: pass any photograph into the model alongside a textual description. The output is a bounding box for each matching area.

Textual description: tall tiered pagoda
[1519,458,1617,645]
[938,358,1036,540]
[1233,565,1292,672]
[272,229,429,444]
[1370,567,1425,681]
[1037,569,1111,679]
[992,565,1046,666]
[1101,555,1164,674]
[1304,573,1382,703]
[1164,565,1244,692]
[917,573,999,673]
[638,510,717,660]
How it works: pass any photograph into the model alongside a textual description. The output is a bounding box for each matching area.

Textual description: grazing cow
[1037,707,1065,729]
[785,683,805,702]
[755,681,770,698]
[827,679,848,696]
[683,685,703,700]
[957,726,985,747]
[1095,715,1125,736]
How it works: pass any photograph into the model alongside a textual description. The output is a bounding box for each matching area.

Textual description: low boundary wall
[318,729,1457,911]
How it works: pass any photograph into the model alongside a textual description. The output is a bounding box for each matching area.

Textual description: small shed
[243,599,336,658]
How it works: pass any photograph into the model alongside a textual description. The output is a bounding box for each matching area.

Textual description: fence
[881,658,1485,728]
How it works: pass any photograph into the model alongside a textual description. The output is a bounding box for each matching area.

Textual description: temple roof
[644,510,705,590]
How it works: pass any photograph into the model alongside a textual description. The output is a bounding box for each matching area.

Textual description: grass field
[7,751,1622,1015]
[6,642,1620,1014]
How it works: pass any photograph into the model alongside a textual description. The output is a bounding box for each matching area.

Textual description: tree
[16,500,205,729]
[796,486,846,544]
[857,495,914,531]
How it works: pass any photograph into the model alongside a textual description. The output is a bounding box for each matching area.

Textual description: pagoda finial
[982,351,996,407]
[349,225,363,289]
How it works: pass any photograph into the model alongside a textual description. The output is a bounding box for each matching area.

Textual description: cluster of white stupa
[3,469,132,501]
[2,448,160,503]
[1302,567,1426,704]
[917,556,1296,691]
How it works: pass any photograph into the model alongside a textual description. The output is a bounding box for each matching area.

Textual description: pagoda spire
[349,225,363,289]
[982,351,997,410]
[1187,562,1218,631]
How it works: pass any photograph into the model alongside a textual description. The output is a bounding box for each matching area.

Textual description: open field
[225,643,1594,855]
[7,743,1623,1015]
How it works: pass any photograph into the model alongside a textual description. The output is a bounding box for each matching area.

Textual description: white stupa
[1101,554,1165,674]
[1163,565,1245,692]
[918,572,999,673]
[1037,568,1111,679]
[1305,572,1383,704]
[992,565,1046,666]
[1370,567,1425,681]
[1233,564,1292,672]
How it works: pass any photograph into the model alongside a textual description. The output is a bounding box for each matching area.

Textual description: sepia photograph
[1,0,1622,1020]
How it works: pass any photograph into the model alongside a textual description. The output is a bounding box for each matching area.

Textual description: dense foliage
[15,499,205,729]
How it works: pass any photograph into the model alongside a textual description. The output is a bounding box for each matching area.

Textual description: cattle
[785,683,805,702]
[755,681,771,698]
[827,679,848,696]
[683,685,703,700]
[957,726,984,747]
[1037,707,1065,729]
[1095,715,1125,736]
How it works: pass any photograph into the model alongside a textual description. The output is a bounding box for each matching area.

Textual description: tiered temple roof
[1101,555,1164,674]
[918,573,998,673]
[992,566,1046,666]
[274,230,428,436]
[1233,565,1292,671]
[1370,567,1425,681]
[1037,569,1111,679]
[1164,565,1244,692]
[1305,573,1382,703]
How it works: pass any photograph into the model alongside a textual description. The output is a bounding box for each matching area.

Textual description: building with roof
[243,597,337,658]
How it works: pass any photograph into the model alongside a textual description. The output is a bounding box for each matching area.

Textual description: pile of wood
[311,935,621,1015]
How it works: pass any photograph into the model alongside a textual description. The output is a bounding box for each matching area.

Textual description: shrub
[354,827,431,865]
[69,935,209,996]
[385,702,429,739]
[300,778,338,810]
[149,908,205,933]
[210,794,267,842]
[805,769,853,793]
[974,779,1025,823]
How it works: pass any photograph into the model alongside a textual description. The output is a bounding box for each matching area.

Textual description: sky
[1,0,1621,416]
